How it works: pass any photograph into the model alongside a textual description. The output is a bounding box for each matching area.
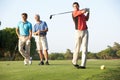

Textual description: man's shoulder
[17,21,23,27]
[26,21,32,25]
[18,21,22,24]
[41,20,47,24]
[26,21,32,28]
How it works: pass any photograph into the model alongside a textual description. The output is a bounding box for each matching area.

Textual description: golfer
[33,14,49,65]
[16,13,32,65]
[72,2,90,69]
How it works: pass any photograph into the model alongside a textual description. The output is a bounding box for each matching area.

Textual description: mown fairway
[0,60,120,80]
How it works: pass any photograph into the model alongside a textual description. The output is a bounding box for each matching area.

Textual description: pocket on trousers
[19,36,24,42]
[35,36,40,42]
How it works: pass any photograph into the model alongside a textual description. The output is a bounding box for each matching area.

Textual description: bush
[49,53,64,60]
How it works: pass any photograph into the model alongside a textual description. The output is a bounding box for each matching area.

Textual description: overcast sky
[0,0,120,53]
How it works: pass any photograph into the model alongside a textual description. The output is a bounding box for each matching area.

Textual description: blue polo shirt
[17,21,32,36]
[33,21,48,36]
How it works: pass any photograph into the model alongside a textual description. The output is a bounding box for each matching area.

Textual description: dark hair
[73,2,79,7]
[21,13,28,18]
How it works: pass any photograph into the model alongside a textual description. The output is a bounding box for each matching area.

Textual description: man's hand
[33,32,37,35]
[86,8,90,21]
[28,30,32,40]
[33,30,40,37]
[85,8,90,13]
[28,35,32,40]
[36,30,40,35]
[16,33,20,38]
[33,30,40,35]
[16,28,20,39]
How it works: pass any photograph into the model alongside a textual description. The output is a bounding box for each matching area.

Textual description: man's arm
[29,24,32,39]
[33,28,48,35]
[16,28,20,38]
[40,22,48,32]
[72,9,86,17]
[33,30,40,35]
[40,28,48,32]
[86,11,90,21]
[29,30,32,39]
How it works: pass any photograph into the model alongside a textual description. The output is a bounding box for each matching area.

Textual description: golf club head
[50,15,53,19]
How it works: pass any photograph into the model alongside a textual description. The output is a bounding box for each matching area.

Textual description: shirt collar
[22,21,28,24]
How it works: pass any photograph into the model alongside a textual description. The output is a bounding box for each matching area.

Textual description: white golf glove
[85,8,90,13]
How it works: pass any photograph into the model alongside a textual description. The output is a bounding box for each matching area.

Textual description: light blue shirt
[17,21,32,36]
[33,21,48,36]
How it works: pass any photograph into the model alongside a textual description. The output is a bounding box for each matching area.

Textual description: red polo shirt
[72,10,88,30]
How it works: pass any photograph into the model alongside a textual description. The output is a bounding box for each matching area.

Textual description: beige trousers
[18,36,31,61]
[72,30,89,67]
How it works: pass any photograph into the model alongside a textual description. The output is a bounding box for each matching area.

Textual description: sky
[0,0,120,53]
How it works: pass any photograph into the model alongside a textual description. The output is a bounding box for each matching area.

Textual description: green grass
[0,60,120,80]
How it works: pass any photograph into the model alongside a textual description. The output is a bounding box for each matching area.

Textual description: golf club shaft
[52,11,72,16]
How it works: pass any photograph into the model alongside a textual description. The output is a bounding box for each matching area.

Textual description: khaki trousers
[72,30,89,67]
[18,36,31,61]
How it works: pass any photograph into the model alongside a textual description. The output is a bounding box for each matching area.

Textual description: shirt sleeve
[33,24,36,32]
[72,10,84,17]
[17,21,20,28]
[29,23,32,31]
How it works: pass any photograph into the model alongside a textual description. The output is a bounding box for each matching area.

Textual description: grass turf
[0,60,120,80]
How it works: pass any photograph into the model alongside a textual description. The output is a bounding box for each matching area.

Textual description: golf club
[50,11,72,19]
[0,21,1,26]
[49,8,90,19]
[12,42,18,60]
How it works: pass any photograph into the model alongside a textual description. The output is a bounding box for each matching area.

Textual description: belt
[20,35,28,37]
[35,34,45,37]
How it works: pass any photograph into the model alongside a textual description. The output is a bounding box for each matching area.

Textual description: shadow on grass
[86,67,120,80]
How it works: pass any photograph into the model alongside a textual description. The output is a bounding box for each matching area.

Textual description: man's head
[21,13,28,22]
[73,2,79,10]
[35,14,40,21]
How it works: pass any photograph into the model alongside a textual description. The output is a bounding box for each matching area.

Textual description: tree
[96,42,120,59]
[49,53,64,60]
[87,52,97,59]
[0,28,18,60]
[30,37,37,57]
[116,50,120,58]
[112,42,120,51]
[64,49,73,59]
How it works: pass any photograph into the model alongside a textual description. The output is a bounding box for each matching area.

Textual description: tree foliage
[49,53,64,60]
[97,42,120,59]
[0,28,18,60]
[64,49,73,60]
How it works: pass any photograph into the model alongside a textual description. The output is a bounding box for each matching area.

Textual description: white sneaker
[24,60,27,65]
[29,60,32,65]
[29,57,32,65]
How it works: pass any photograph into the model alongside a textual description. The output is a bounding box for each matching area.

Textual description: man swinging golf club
[72,2,90,69]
